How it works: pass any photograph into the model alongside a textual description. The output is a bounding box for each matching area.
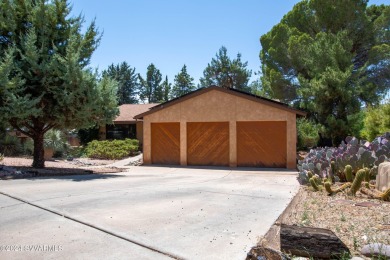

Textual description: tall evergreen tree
[171,65,195,98]
[161,76,171,102]
[138,63,163,103]
[102,62,138,105]
[260,0,390,144]
[0,0,118,168]
[200,46,252,92]
[248,79,264,97]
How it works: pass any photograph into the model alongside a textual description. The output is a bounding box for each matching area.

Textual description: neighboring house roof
[134,86,306,119]
[114,103,159,124]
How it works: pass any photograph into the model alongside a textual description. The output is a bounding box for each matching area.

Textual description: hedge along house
[99,103,158,146]
[134,86,306,169]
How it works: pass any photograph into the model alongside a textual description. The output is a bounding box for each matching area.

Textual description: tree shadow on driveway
[1,166,125,182]
[141,164,297,173]
[27,173,125,182]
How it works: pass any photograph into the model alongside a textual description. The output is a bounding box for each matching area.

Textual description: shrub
[20,130,69,157]
[67,146,86,158]
[361,102,390,141]
[0,134,23,156]
[44,129,70,158]
[347,110,365,139]
[23,138,34,155]
[297,133,390,183]
[297,118,323,150]
[85,139,139,160]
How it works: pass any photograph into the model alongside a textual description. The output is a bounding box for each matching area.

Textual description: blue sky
[70,0,388,85]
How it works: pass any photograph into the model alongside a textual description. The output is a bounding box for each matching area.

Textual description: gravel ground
[2,157,116,168]
[0,157,125,179]
[280,185,390,258]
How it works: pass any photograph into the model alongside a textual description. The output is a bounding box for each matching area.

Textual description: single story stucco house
[133,86,306,169]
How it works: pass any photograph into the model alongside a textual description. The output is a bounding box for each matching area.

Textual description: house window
[106,124,136,140]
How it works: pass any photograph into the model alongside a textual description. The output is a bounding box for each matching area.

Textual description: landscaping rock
[0,165,28,179]
[354,201,381,208]
[350,257,364,260]
[280,224,349,259]
[126,158,142,166]
[0,170,30,179]
[361,243,390,258]
[246,246,290,260]
[376,162,390,192]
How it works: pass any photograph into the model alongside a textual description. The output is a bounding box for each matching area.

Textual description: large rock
[246,246,290,260]
[376,162,390,192]
[361,243,390,258]
[280,224,349,259]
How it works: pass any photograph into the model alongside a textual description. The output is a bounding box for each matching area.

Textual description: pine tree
[0,0,118,168]
[138,63,163,103]
[171,65,195,98]
[102,62,139,105]
[161,76,171,102]
[199,46,252,92]
[260,0,390,144]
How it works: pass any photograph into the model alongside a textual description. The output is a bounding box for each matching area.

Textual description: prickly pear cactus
[297,133,390,184]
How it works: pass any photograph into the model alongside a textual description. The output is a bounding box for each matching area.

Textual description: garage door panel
[151,123,180,165]
[237,121,286,167]
[187,122,229,166]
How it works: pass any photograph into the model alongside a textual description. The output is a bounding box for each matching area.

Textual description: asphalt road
[0,166,299,260]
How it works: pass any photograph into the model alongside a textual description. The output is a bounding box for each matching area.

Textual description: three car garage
[135,86,305,169]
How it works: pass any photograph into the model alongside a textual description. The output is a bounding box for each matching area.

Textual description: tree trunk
[280,224,350,259]
[32,134,45,168]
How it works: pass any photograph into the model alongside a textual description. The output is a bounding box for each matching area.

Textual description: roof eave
[133,86,307,119]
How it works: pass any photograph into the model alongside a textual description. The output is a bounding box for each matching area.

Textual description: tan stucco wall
[143,89,297,169]
[136,121,143,147]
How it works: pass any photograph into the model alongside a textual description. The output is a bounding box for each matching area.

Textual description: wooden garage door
[237,121,286,168]
[187,122,229,166]
[151,123,180,165]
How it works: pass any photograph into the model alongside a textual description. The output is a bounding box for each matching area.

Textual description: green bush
[0,134,23,156]
[297,118,323,150]
[361,101,390,141]
[67,146,87,158]
[85,139,139,160]
[23,138,34,155]
[44,129,70,158]
[19,130,70,157]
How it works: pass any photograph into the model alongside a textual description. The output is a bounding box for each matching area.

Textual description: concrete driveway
[0,166,299,260]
